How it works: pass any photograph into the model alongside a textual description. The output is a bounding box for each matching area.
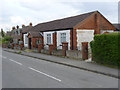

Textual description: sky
[0,0,119,32]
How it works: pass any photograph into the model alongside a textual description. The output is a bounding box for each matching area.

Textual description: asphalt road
[1,50,118,88]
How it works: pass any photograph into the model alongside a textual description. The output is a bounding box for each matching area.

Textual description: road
[1,50,118,88]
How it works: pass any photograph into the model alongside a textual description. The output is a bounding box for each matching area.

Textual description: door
[29,38,31,49]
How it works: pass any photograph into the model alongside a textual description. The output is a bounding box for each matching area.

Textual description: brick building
[26,11,116,50]
[7,23,33,46]
[113,24,120,31]
[10,25,22,43]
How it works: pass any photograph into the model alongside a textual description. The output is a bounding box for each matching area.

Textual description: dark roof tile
[22,26,33,33]
[28,31,42,37]
[30,11,96,32]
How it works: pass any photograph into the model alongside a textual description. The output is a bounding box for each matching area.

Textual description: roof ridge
[37,10,97,25]
[29,10,98,32]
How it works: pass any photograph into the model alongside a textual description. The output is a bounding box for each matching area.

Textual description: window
[25,35,28,44]
[61,33,66,43]
[47,34,51,44]
[38,38,42,44]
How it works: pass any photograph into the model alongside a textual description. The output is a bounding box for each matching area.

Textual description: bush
[1,36,13,48]
[2,36,13,43]
[90,33,120,67]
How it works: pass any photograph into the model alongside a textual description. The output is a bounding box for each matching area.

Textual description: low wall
[41,49,63,56]
[52,50,63,56]
[39,49,91,60]
[41,49,49,54]
[66,50,82,60]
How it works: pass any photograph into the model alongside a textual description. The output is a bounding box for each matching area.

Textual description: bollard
[82,42,88,60]
[16,43,19,49]
[20,43,24,50]
[12,43,14,49]
[62,42,68,56]
[38,44,43,53]
[49,44,54,55]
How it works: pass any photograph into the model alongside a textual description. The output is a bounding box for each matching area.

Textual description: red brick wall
[73,29,77,50]
[72,11,116,50]
[53,32,57,49]
[42,32,44,48]
[74,11,116,31]
[32,37,43,49]
[28,33,43,49]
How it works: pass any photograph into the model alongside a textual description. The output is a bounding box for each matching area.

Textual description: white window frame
[47,34,51,44]
[25,35,28,44]
[61,33,66,43]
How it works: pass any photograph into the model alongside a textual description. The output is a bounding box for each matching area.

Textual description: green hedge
[2,36,13,43]
[90,33,120,67]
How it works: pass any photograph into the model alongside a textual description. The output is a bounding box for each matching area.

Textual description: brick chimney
[22,24,25,28]
[16,25,19,29]
[12,26,15,30]
[29,22,32,26]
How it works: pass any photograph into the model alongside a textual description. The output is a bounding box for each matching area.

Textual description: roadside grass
[17,50,22,54]
[24,49,33,53]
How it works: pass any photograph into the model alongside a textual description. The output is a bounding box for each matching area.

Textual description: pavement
[3,48,119,79]
[1,50,118,88]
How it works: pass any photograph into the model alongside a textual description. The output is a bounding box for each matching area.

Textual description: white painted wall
[77,29,94,50]
[43,30,70,50]
[100,30,114,34]
[23,33,28,47]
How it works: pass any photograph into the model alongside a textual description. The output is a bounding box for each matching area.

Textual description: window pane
[61,33,66,43]
[47,34,51,44]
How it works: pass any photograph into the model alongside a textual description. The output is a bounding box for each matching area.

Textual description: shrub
[2,36,13,43]
[90,33,120,67]
[17,50,22,54]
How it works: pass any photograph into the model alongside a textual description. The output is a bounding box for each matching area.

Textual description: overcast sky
[0,0,119,32]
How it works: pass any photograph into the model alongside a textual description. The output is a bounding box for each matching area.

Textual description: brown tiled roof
[30,11,96,32]
[28,31,42,37]
[11,35,21,40]
[22,26,33,33]
[113,24,120,30]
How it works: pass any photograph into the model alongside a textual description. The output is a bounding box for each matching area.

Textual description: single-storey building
[26,11,116,50]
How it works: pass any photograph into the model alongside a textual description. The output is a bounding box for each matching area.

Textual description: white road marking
[9,59,22,65]
[28,67,61,82]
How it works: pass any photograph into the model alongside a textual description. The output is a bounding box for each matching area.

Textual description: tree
[1,28,5,37]
[2,36,13,43]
